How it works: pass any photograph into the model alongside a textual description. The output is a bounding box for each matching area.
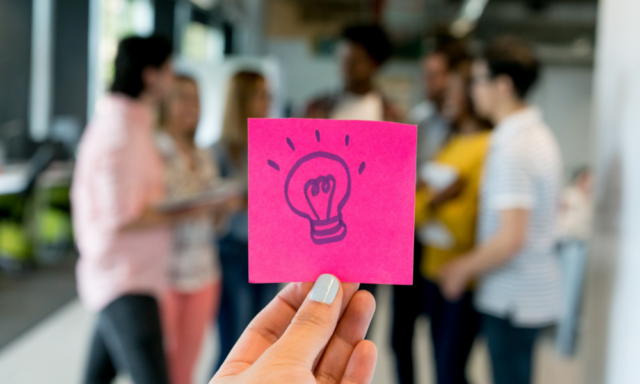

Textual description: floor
[0,285,579,384]
[0,256,77,348]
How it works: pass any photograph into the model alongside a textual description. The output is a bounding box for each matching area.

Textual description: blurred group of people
[304,25,586,384]
[71,23,591,384]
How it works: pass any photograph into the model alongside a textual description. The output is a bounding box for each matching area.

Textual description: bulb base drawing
[309,214,347,245]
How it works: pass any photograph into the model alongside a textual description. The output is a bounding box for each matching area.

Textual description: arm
[118,207,168,232]
[439,208,529,300]
[429,178,464,209]
[117,138,238,233]
[118,200,233,233]
[415,178,463,227]
[462,208,528,273]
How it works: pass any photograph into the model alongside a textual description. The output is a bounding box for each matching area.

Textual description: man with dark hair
[439,36,563,384]
[305,24,402,122]
[392,38,469,384]
[410,40,469,164]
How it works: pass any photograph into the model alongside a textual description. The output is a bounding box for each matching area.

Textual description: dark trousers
[214,235,279,372]
[391,238,425,384]
[359,283,377,296]
[424,279,480,384]
[84,295,169,384]
[358,284,378,341]
[482,314,539,384]
[359,283,378,335]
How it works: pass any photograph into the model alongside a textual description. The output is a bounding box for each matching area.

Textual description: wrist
[460,253,479,279]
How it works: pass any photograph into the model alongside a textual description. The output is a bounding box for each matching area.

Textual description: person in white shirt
[305,24,402,123]
[439,36,563,384]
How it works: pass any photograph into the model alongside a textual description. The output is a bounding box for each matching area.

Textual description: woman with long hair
[157,75,223,384]
[414,60,492,384]
[212,71,279,371]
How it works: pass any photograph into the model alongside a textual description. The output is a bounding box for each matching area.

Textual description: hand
[210,274,377,384]
[167,206,212,222]
[170,194,242,222]
[439,257,474,301]
[222,195,246,213]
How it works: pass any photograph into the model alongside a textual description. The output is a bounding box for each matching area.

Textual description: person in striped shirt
[438,36,563,384]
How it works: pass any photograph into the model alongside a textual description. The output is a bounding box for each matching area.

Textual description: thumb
[269,274,343,368]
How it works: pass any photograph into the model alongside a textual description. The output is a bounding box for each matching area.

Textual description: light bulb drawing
[267,130,366,245]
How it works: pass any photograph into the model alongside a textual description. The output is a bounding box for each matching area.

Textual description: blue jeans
[424,279,480,384]
[482,314,539,384]
[556,240,587,356]
[213,235,279,372]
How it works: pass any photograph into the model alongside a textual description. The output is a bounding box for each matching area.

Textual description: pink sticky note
[248,118,417,284]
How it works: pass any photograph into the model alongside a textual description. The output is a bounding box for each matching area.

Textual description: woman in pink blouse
[73,36,176,384]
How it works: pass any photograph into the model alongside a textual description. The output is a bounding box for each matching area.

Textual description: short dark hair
[110,35,173,98]
[481,36,539,99]
[341,24,393,65]
[432,40,470,72]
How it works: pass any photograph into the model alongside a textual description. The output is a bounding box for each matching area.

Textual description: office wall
[581,0,640,383]
[0,0,32,131]
[530,66,595,180]
[53,0,89,130]
[0,0,91,155]
[155,0,176,41]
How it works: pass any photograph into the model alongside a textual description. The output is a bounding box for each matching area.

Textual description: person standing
[305,23,401,304]
[213,71,280,371]
[73,36,175,384]
[414,62,491,384]
[305,24,401,123]
[393,40,468,384]
[439,36,563,384]
[157,75,223,384]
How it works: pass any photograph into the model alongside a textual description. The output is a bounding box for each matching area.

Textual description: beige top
[157,132,222,292]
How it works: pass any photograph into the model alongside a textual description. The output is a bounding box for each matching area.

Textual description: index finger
[214,280,360,379]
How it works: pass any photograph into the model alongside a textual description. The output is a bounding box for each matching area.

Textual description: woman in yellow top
[415,62,491,384]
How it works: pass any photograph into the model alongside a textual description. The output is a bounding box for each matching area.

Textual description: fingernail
[309,274,339,305]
